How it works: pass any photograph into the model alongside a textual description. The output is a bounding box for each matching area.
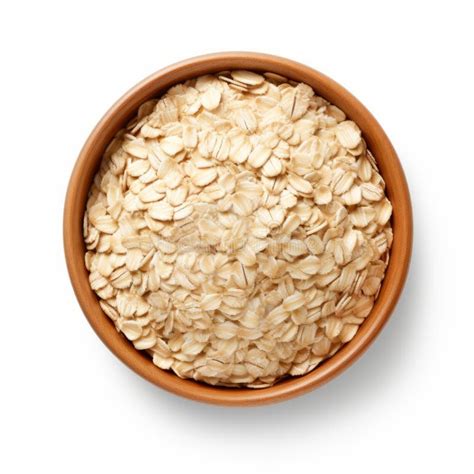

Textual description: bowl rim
[64,52,412,406]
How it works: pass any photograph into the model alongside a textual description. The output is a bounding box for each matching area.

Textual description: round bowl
[64,52,412,406]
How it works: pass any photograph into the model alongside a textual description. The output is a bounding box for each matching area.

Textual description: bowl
[64,52,412,406]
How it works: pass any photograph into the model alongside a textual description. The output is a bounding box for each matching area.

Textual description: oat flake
[84,70,393,388]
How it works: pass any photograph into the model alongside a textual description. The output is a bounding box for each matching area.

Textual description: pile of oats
[84,70,393,388]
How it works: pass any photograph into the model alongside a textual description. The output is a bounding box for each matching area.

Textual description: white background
[1,1,472,472]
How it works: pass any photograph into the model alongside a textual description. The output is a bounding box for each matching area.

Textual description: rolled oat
[83,71,393,388]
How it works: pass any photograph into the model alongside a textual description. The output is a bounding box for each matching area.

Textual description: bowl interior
[64,52,412,406]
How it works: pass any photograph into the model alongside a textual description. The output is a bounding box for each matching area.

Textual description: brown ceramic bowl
[64,52,412,406]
